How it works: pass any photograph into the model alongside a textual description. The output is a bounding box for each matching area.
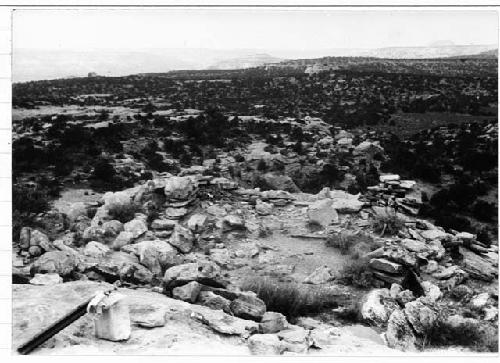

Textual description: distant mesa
[88,72,99,78]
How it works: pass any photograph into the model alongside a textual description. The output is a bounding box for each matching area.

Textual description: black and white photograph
[7,3,500,356]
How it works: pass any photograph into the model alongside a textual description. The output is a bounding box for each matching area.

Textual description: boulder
[259,173,300,193]
[28,245,43,257]
[197,291,232,313]
[370,258,404,274]
[191,308,258,337]
[172,281,202,303]
[307,199,339,227]
[94,251,152,284]
[255,200,273,216]
[187,214,208,233]
[134,240,178,275]
[303,265,335,284]
[389,283,403,298]
[112,231,135,250]
[66,202,88,222]
[230,294,267,321]
[30,251,79,277]
[404,298,437,335]
[470,293,490,309]
[151,219,177,230]
[209,248,231,267]
[29,229,51,251]
[385,309,417,351]
[247,334,283,355]
[83,241,110,258]
[163,261,224,289]
[102,220,124,237]
[460,249,497,281]
[29,273,63,285]
[169,225,194,253]
[278,327,311,353]
[420,229,448,241]
[165,207,189,219]
[131,304,167,328]
[123,218,148,239]
[103,190,134,210]
[222,215,246,231]
[421,281,442,302]
[396,290,416,305]
[82,226,105,243]
[259,312,288,334]
[164,176,197,201]
[360,289,396,326]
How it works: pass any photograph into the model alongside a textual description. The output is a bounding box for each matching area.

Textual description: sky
[13,8,498,52]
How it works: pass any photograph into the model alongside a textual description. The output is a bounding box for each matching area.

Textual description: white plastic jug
[88,292,131,341]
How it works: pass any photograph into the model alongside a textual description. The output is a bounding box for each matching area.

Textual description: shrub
[337,258,376,288]
[326,231,377,257]
[371,211,405,236]
[421,313,498,352]
[471,200,496,222]
[240,277,339,320]
[107,203,141,223]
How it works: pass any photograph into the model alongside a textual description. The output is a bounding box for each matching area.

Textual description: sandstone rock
[84,241,110,258]
[404,298,437,335]
[400,238,427,253]
[82,226,106,242]
[230,294,267,321]
[484,307,498,321]
[103,190,134,210]
[151,219,177,230]
[389,283,403,298]
[210,248,231,267]
[222,215,246,230]
[29,273,63,285]
[102,220,124,237]
[369,258,403,274]
[28,246,43,257]
[135,239,178,275]
[255,200,273,216]
[165,207,189,219]
[30,251,79,277]
[191,309,258,337]
[330,191,364,213]
[172,281,202,303]
[259,312,288,333]
[169,225,194,253]
[131,304,166,328]
[187,214,208,233]
[67,202,88,222]
[163,261,224,289]
[197,291,232,313]
[470,292,490,309]
[260,173,300,193]
[420,229,448,241]
[124,218,148,239]
[164,176,197,201]
[385,309,417,351]
[421,281,442,302]
[94,251,152,284]
[30,229,51,250]
[303,265,335,284]
[360,289,395,326]
[112,231,135,250]
[396,290,416,305]
[307,199,339,227]
[278,327,310,353]
[247,334,283,355]
[461,249,497,281]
